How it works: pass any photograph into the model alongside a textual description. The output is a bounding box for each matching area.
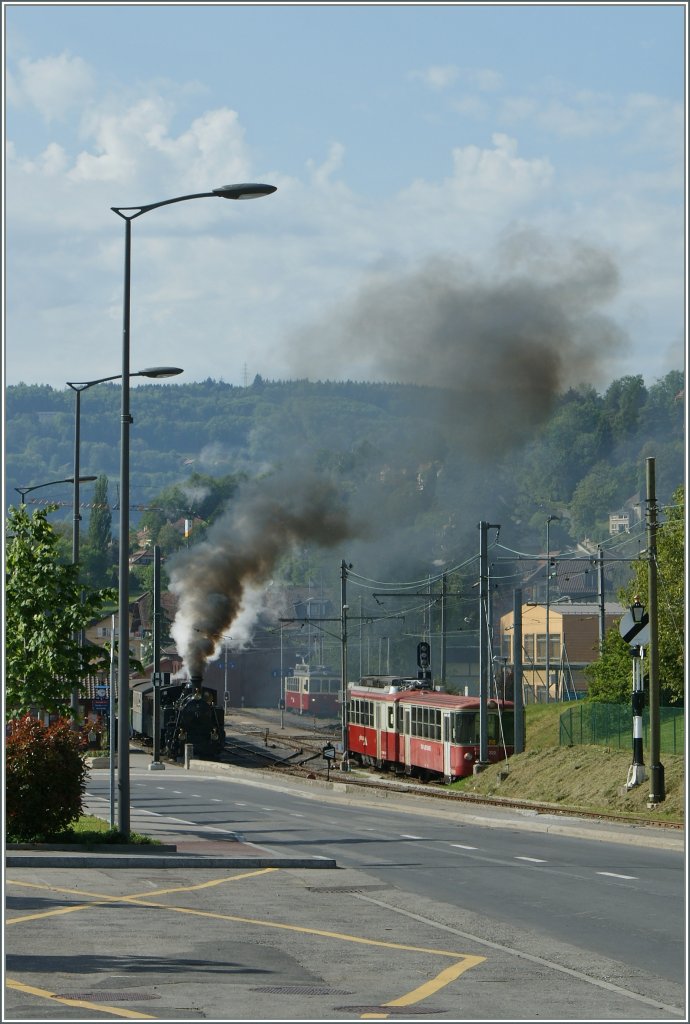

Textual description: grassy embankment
[452,702,685,823]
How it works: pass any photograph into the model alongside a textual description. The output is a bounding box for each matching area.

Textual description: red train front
[347,676,514,782]
[284,661,341,717]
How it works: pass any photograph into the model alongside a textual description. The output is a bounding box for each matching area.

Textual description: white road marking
[450,843,478,850]
[515,856,547,863]
[353,893,683,1017]
[400,834,423,839]
[597,871,637,880]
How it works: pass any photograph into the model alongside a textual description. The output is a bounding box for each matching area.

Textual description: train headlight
[464,752,474,761]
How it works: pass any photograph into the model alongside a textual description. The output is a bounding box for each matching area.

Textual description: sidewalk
[5,794,337,870]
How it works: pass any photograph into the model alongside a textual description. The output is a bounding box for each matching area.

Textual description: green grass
[451,703,685,823]
[48,815,160,845]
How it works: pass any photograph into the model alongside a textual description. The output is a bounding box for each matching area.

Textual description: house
[499,600,625,703]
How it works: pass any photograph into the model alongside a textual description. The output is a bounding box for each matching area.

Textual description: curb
[6,854,338,869]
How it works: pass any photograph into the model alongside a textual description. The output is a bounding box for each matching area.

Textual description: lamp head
[212,183,277,200]
[138,367,184,379]
[630,596,645,623]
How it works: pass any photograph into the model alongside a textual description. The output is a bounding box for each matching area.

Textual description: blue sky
[4,2,686,392]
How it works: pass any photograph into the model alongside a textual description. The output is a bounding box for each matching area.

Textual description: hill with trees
[5,369,685,706]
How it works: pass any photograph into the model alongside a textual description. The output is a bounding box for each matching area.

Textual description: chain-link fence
[559,703,684,755]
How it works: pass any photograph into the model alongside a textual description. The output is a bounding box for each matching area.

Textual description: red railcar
[284,662,341,716]
[347,677,514,782]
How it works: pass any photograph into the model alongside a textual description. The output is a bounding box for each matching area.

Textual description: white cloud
[410,65,459,91]
[13,53,95,122]
[306,142,346,188]
[466,68,503,93]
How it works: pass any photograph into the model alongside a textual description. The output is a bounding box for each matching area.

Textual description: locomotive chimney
[187,673,204,697]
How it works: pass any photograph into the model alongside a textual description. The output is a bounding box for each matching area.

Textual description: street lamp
[545,514,561,703]
[66,366,183,722]
[112,181,276,835]
[16,476,98,505]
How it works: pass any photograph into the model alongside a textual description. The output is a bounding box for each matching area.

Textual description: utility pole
[340,559,350,768]
[646,457,665,803]
[149,545,164,771]
[440,572,447,685]
[478,522,500,769]
[545,514,560,703]
[513,588,524,754]
[597,545,606,649]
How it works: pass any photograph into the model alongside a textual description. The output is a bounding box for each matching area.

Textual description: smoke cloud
[287,231,625,454]
[168,469,361,677]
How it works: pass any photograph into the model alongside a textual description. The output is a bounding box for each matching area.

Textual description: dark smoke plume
[168,470,360,677]
[287,232,625,454]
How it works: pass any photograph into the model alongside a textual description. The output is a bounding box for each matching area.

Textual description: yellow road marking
[5,978,156,1020]
[5,868,277,924]
[384,955,486,1004]
[6,872,486,1018]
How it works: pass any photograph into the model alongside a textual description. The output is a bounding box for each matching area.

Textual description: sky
[3,2,687,395]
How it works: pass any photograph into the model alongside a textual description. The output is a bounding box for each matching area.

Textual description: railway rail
[224,717,684,832]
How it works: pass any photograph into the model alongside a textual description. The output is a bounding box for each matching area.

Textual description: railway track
[221,719,683,832]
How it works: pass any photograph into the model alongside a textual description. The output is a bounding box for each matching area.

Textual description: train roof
[348,685,513,710]
[288,662,338,676]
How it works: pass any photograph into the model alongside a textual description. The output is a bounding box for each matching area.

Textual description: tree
[5,504,116,719]
[81,474,114,588]
[584,628,634,703]
[620,484,685,706]
[585,485,685,706]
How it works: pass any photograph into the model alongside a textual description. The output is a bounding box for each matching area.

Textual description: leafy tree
[5,504,116,718]
[585,485,684,706]
[619,485,685,705]
[5,715,89,841]
[81,474,114,588]
[584,628,634,703]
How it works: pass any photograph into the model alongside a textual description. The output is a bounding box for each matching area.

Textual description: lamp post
[112,181,276,835]
[545,514,560,703]
[16,476,97,505]
[67,366,183,724]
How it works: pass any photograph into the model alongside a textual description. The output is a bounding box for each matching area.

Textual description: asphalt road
[5,759,685,1022]
[96,764,685,981]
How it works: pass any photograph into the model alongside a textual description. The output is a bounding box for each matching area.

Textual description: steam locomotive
[131,675,226,760]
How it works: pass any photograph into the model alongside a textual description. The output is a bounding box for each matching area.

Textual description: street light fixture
[545,514,561,703]
[66,366,183,722]
[112,182,276,835]
[16,476,98,505]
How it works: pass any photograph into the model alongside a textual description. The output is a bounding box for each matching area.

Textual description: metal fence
[559,703,684,755]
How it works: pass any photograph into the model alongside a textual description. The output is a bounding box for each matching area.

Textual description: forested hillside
[5,370,685,588]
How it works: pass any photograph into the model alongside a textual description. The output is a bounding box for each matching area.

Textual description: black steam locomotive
[131,675,226,760]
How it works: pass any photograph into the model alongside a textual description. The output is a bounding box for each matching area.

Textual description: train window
[453,712,480,745]
[489,711,514,745]
[387,706,395,729]
[408,705,441,739]
[350,698,374,727]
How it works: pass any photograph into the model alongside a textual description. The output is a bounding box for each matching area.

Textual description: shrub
[5,715,89,842]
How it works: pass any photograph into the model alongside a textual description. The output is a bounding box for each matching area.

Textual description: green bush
[5,715,89,842]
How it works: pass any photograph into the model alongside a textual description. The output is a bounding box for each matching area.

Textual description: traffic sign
[619,610,650,647]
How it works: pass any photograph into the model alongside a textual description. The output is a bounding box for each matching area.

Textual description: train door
[375,703,384,762]
[403,705,411,769]
[442,712,452,779]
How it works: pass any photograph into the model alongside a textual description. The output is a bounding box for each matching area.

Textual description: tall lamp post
[112,181,276,835]
[67,366,183,723]
[16,476,98,505]
[545,514,560,703]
